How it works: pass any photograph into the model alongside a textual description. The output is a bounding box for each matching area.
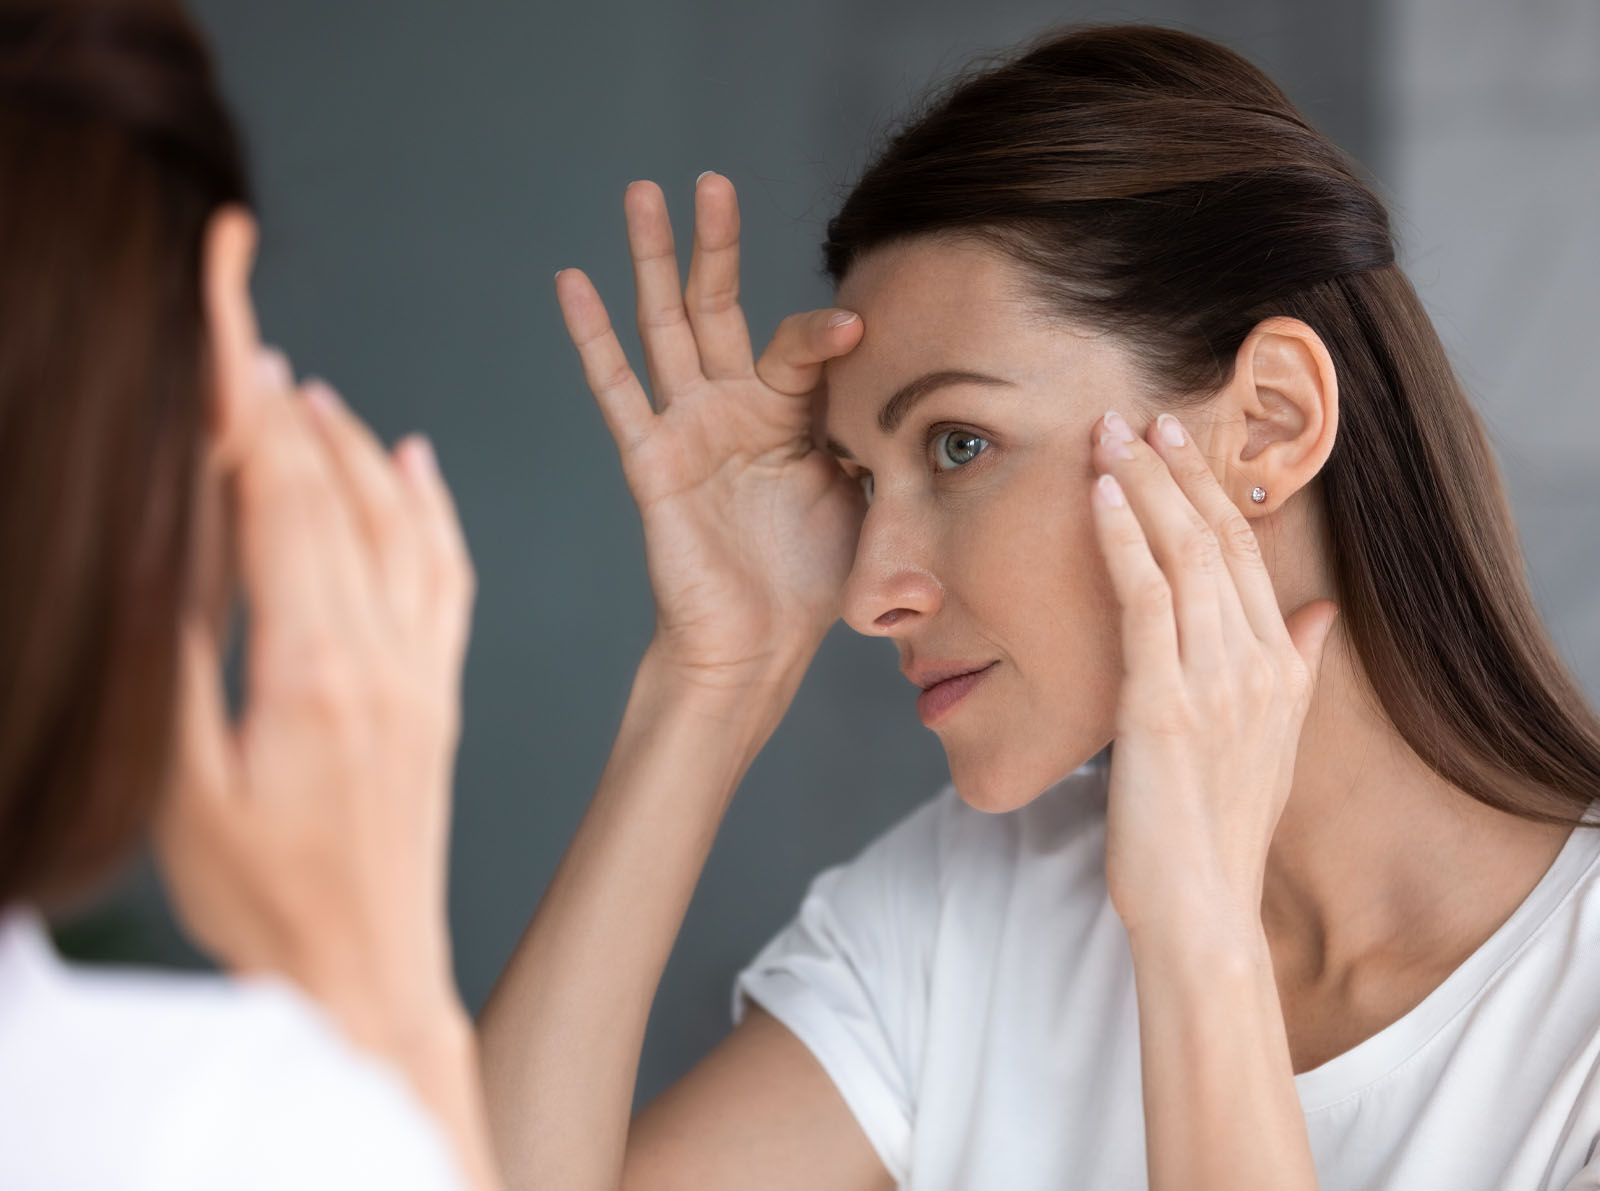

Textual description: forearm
[1126,916,1318,1191]
[476,640,808,1190]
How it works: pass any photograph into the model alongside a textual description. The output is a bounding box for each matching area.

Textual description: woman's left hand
[1089,407,1341,942]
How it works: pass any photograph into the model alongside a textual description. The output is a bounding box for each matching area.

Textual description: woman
[479,23,1600,1191]
[0,2,499,1186]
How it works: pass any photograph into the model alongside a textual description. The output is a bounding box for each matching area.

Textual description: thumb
[154,616,237,852]
[152,615,249,965]
[754,308,864,396]
[1285,598,1341,685]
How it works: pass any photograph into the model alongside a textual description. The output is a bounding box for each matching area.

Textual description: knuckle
[1219,514,1262,562]
[1110,521,1147,553]
[572,315,617,351]
[1131,574,1174,616]
[638,303,689,332]
[774,312,808,343]
[1179,531,1223,576]
[365,491,409,550]
[280,639,360,716]
[1281,649,1313,697]
[691,282,739,316]
[594,360,638,396]
[1241,655,1278,701]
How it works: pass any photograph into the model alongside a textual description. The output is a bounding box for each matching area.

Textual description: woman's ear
[200,204,263,469]
[1222,316,1340,514]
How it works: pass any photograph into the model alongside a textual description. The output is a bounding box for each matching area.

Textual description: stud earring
[1250,486,1267,503]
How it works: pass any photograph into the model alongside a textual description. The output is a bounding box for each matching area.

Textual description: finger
[257,345,293,397]
[394,434,475,674]
[1285,600,1342,690]
[235,391,377,676]
[1094,411,1227,675]
[623,179,703,404]
[555,268,654,455]
[1144,411,1294,650]
[1090,470,1183,692]
[754,308,865,397]
[302,377,426,632]
[683,171,755,379]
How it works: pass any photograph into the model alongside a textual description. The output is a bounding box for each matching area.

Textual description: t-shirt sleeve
[731,787,952,1184]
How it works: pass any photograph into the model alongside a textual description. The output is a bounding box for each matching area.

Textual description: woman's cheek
[937,464,1121,812]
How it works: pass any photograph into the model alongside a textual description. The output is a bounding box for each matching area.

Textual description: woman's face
[824,236,1157,812]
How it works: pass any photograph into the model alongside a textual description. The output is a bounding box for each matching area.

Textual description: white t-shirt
[0,906,465,1190]
[735,752,1600,1190]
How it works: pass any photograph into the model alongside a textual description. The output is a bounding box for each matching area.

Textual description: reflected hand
[556,173,866,689]
[157,350,476,1048]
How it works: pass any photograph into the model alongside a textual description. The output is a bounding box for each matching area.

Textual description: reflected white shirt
[0,906,464,1190]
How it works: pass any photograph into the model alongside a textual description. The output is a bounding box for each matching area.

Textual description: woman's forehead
[826,243,1125,415]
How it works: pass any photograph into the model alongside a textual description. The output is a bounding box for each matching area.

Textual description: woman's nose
[840,505,943,636]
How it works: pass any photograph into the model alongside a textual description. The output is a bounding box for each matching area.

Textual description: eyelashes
[851,424,992,503]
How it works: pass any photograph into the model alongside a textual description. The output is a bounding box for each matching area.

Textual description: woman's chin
[944,736,1098,815]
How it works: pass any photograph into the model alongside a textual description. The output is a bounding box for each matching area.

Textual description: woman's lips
[916,662,997,727]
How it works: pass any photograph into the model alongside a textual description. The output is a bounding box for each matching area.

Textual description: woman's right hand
[555,173,866,690]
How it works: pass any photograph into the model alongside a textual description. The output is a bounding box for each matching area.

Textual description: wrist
[282,934,466,1062]
[618,639,810,795]
[640,633,816,707]
[1124,907,1269,971]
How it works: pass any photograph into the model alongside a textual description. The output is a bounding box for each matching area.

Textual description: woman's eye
[932,428,989,470]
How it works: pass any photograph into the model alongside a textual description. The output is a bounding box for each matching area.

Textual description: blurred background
[56,0,1600,1107]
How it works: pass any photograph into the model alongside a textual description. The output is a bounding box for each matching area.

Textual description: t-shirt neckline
[1291,798,1600,1114]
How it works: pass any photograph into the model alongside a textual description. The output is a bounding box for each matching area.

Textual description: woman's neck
[1260,625,1575,988]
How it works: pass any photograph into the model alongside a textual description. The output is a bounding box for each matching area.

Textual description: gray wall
[71,0,1599,1110]
[1385,0,1600,685]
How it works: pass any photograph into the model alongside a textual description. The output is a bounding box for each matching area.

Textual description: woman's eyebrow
[825,369,1015,460]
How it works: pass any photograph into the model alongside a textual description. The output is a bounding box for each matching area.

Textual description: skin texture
[481,176,1576,1189]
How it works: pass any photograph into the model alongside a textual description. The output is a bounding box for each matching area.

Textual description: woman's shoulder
[0,907,462,1190]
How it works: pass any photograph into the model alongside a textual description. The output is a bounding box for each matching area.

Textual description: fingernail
[1099,431,1134,461]
[256,345,292,391]
[827,311,859,328]
[1103,409,1135,444]
[696,170,716,184]
[302,377,341,417]
[1157,413,1186,446]
[403,435,438,478]
[1097,473,1126,507]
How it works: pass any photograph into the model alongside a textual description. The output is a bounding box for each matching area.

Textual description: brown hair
[825,24,1600,829]
[0,0,250,908]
